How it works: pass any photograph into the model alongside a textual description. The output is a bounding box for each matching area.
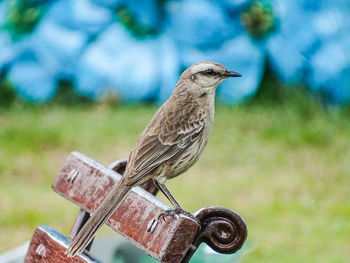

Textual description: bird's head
[178,62,241,99]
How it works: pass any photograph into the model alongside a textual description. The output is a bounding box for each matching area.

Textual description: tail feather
[66,178,131,257]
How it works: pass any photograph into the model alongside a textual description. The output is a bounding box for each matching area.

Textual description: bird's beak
[223,71,242,77]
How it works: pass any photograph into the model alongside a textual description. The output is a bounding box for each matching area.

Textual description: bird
[66,61,241,257]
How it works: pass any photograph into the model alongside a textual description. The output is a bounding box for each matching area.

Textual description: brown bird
[66,61,241,257]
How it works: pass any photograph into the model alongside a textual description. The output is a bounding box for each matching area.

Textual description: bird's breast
[166,124,212,179]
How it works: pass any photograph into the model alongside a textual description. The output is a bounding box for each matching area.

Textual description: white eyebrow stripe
[190,63,217,74]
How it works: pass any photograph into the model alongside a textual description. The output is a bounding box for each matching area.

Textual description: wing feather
[124,100,206,185]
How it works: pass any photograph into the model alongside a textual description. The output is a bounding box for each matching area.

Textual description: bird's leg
[153,179,181,209]
[153,180,200,224]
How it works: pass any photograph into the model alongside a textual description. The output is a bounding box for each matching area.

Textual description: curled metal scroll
[109,159,159,196]
[182,206,247,262]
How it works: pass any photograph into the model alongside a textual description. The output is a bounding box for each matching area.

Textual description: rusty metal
[108,158,128,175]
[181,207,247,263]
[139,179,159,196]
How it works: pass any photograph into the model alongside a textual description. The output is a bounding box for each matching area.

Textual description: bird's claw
[147,208,201,234]
[158,208,181,221]
[158,208,200,225]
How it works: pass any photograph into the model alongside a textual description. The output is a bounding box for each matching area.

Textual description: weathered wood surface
[53,152,199,263]
[24,225,101,263]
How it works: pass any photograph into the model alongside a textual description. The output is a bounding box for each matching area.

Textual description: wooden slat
[52,152,199,263]
[24,225,101,263]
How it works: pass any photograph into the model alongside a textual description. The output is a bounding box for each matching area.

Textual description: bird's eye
[199,92,207,98]
[205,69,214,75]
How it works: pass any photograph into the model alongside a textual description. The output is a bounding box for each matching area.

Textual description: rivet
[35,244,46,257]
[67,169,79,183]
[147,218,159,233]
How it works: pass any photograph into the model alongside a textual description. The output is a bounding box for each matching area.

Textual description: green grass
[1,93,350,262]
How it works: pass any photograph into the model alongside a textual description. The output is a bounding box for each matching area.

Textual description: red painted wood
[24,225,101,263]
[52,152,199,263]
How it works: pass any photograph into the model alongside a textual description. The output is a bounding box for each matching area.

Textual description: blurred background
[0,0,350,262]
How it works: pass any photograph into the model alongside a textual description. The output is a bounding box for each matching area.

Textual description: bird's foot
[147,208,200,233]
[158,208,200,225]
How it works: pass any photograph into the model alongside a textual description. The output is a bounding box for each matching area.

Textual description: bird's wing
[124,101,206,185]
